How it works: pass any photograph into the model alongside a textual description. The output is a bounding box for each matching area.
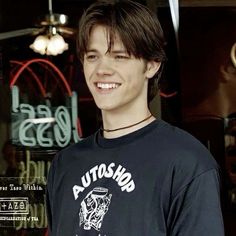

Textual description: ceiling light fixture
[29,0,69,56]
[30,29,68,56]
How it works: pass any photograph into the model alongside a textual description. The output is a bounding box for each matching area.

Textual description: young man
[46,1,224,235]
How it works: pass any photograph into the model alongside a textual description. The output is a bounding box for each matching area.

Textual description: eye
[113,52,130,61]
[85,54,98,62]
[115,55,129,60]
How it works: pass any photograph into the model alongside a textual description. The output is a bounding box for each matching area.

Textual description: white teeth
[97,83,120,89]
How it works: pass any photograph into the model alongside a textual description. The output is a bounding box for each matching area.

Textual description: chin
[93,98,115,110]
[98,105,116,111]
[95,101,109,109]
[96,103,118,112]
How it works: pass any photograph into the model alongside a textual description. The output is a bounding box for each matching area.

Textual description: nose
[96,57,114,77]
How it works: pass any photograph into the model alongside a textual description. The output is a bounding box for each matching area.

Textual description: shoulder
[154,119,207,149]
[152,119,219,177]
[154,120,217,164]
[50,132,96,168]
[151,120,221,197]
[61,133,96,154]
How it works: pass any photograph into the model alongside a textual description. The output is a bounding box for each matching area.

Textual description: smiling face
[83,25,159,114]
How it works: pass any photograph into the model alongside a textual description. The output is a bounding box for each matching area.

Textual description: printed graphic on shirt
[73,163,135,200]
[79,187,112,231]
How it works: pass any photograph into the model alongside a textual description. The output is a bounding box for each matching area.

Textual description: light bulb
[47,34,68,56]
[29,35,49,55]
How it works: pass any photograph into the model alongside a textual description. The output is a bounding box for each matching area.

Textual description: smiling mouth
[96,82,121,90]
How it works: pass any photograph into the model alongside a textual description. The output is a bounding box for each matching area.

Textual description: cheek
[127,69,146,89]
[83,63,89,75]
[83,64,93,82]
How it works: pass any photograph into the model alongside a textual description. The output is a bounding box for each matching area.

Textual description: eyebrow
[85,49,129,55]
[110,50,128,54]
[85,49,98,53]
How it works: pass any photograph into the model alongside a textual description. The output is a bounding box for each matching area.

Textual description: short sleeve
[167,169,224,236]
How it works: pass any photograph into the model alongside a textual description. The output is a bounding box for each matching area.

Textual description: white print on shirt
[73,163,135,200]
[76,234,107,236]
[79,187,112,231]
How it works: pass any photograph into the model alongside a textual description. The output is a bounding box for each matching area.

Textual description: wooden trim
[152,0,236,7]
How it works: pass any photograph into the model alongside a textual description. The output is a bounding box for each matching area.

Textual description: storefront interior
[0,0,235,235]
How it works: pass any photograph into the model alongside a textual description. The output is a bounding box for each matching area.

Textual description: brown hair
[77,0,167,102]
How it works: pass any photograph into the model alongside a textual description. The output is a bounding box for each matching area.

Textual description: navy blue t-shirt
[46,119,224,236]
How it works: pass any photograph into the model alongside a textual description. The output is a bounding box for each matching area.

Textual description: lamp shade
[47,34,68,56]
[30,34,68,56]
[30,35,49,55]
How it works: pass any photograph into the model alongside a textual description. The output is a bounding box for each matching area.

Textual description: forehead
[87,25,126,51]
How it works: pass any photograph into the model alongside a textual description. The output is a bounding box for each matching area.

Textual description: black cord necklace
[100,114,153,132]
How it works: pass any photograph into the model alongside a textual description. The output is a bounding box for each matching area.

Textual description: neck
[101,110,155,139]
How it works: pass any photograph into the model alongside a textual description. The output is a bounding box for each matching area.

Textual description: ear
[220,64,236,83]
[145,61,161,79]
